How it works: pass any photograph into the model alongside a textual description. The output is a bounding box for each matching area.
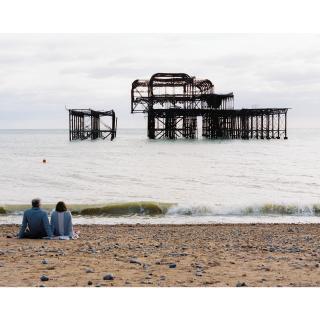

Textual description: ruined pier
[68,108,117,141]
[131,73,288,140]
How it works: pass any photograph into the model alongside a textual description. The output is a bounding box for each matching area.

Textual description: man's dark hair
[56,201,67,212]
[31,198,41,208]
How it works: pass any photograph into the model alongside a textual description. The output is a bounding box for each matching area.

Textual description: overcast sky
[0,34,319,129]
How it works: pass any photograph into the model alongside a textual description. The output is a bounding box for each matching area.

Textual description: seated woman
[50,201,78,239]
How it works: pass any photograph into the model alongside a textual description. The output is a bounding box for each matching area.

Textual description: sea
[0,128,319,224]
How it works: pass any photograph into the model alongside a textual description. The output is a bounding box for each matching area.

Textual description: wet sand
[0,223,320,287]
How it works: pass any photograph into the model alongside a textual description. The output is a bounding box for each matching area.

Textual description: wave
[0,201,175,216]
[75,201,173,216]
[167,203,320,216]
[1,202,320,217]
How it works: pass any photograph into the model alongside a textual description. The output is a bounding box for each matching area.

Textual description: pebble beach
[0,223,320,287]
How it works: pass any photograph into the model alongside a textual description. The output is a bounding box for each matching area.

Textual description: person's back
[50,201,74,238]
[18,198,52,239]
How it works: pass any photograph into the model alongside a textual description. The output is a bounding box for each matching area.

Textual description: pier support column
[111,111,116,141]
[284,111,288,139]
[266,114,270,139]
[69,110,72,141]
[165,114,176,139]
[260,114,264,139]
[277,113,280,139]
[147,110,155,139]
[182,116,197,139]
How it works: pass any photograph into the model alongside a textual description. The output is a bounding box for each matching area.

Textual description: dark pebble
[130,259,142,265]
[169,263,176,269]
[42,259,48,265]
[85,268,94,273]
[88,281,93,285]
[236,282,247,287]
[40,275,49,282]
[103,273,115,281]
[289,247,301,253]
[169,252,188,257]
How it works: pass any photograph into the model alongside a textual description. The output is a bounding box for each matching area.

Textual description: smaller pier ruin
[68,108,117,141]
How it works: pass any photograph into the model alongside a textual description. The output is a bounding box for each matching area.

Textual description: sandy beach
[0,223,320,287]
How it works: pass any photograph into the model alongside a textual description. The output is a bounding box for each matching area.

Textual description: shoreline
[1,223,320,287]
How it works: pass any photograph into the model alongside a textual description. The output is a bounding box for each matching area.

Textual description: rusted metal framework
[131,73,288,140]
[68,108,117,141]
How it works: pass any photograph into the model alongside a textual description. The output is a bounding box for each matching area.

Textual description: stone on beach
[129,259,142,265]
[40,275,49,282]
[42,259,48,265]
[169,263,176,268]
[169,252,188,257]
[236,282,247,287]
[103,273,115,281]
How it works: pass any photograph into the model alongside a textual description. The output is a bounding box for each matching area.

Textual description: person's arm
[42,213,53,238]
[18,212,27,239]
[50,211,55,235]
[67,211,74,238]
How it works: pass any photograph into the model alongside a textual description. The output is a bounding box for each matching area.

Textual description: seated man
[18,198,52,239]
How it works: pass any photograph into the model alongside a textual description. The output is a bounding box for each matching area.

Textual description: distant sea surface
[0,128,320,224]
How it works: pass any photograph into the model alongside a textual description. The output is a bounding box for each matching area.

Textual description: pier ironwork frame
[131,73,288,140]
[68,108,117,141]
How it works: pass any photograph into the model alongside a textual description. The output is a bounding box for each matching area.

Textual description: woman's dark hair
[56,201,67,212]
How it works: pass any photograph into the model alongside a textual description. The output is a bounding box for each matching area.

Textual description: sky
[0,34,319,129]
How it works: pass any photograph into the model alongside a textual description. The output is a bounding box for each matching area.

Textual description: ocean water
[0,128,320,224]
